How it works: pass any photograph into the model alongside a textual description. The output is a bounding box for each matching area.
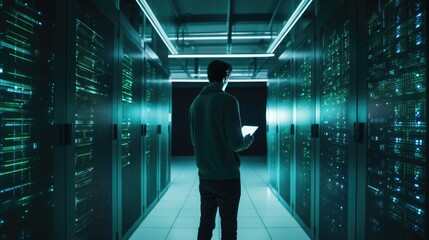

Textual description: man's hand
[243,134,254,149]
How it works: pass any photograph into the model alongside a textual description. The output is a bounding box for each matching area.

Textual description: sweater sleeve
[224,97,249,152]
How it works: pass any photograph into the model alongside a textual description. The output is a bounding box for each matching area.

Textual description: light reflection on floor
[130,156,310,240]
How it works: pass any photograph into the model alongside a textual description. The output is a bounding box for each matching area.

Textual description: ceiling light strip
[232,35,273,40]
[169,35,273,41]
[168,53,275,58]
[190,73,257,77]
[266,0,313,53]
[169,79,268,83]
[136,0,178,54]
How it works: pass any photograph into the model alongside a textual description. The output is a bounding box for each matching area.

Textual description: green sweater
[189,85,251,179]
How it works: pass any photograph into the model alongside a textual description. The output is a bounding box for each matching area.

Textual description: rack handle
[142,124,147,136]
[311,124,319,138]
[113,124,118,140]
[354,122,365,143]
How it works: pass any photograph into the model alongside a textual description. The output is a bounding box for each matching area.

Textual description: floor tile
[257,208,292,217]
[147,208,181,218]
[166,228,198,240]
[237,217,265,228]
[172,217,200,228]
[139,217,176,228]
[167,228,221,240]
[237,207,259,217]
[130,156,309,240]
[237,228,271,240]
[267,227,310,240]
[129,227,169,240]
[177,207,200,217]
[154,201,184,209]
[160,194,188,202]
[261,216,300,228]
[252,200,285,209]
[238,201,254,208]
[182,200,201,209]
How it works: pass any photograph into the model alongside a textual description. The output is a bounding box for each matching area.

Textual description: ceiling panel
[143,0,309,83]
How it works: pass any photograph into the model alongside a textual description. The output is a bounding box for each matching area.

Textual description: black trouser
[198,177,241,240]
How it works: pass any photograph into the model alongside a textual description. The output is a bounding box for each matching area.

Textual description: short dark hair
[207,60,232,83]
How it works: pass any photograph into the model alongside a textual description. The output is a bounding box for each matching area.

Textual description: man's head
[207,60,233,83]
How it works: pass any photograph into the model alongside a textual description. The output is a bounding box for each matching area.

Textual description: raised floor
[130,156,309,240]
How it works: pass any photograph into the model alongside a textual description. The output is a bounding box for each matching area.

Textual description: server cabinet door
[0,1,58,239]
[267,76,279,191]
[294,35,315,231]
[165,78,172,190]
[72,1,115,238]
[278,61,294,205]
[318,3,354,239]
[158,71,171,193]
[365,0,427,239]
[143,59,159,209]
[119,28,143,236]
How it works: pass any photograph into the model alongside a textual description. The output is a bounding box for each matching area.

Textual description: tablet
[241,125,258,136]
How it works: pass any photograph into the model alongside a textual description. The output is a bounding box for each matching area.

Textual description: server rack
[267,21,318,239]
[315,1,358,239]
[143,56,159,211]
[293,26,316,236]
[278,59,294,208]
[267,73,280,192]
[364,0,427,239]
[0,1,172,239]
[119,13,144,238]
[267,0,427,239]
[0,1,58,239]
[67,1,117,238]
[157,68,171,194]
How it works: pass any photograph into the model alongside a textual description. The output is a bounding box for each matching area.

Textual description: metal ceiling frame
[226,0,234,53]
[136,0,315,82]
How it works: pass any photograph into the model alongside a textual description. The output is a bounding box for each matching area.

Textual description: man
[189,60,254,240]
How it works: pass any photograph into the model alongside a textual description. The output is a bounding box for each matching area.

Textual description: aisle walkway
[130,156,309,240]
